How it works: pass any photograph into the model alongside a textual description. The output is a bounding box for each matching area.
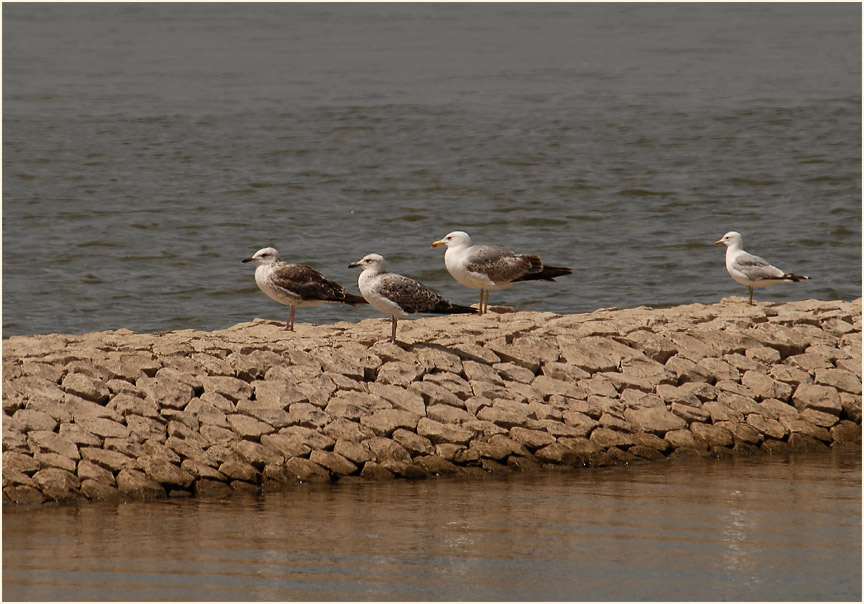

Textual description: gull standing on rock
[243,247,366,331]
[714,231,810,304]
[432,230,573,315]
[349,253,476,343]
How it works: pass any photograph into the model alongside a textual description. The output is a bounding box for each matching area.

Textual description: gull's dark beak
[242,257,255,263]
[348,262,360,268]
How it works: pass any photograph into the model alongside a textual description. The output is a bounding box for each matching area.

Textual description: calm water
[2,3,861,336]
[3,451,861,601]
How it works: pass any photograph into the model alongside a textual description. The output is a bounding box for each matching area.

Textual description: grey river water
[2,3,861,337]
[3,451,861,601]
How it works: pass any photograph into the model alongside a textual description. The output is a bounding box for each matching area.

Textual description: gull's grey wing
[377,273,450,314]
[731,252,786,281]
[464,245,542,283]
[270,263,348,302]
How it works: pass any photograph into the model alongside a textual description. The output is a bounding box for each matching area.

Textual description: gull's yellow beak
[714,239,723,245]
[431,239,446,248]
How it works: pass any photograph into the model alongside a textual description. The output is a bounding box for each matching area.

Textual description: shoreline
[3,297,861,505]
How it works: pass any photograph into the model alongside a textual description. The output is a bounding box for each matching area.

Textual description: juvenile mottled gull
[714,231,810,304]
[432,230,573,315]
[243,247,365,331]
[349,253,476,343]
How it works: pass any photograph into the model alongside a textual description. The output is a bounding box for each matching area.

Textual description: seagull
[714,231,810,304]
[243,247,366,331]
[432,231,573,315]
[348,253,476,343]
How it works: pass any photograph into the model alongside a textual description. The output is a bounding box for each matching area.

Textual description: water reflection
[3,451,861,601]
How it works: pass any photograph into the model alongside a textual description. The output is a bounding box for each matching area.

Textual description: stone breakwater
[3,298,861,505]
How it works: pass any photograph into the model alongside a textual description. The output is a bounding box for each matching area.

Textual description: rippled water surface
[3,451,860,601]
[2,3,861,336]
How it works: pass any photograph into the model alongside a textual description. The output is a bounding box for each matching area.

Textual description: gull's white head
[242,247,280,264]
[432,231,471,249]
[714,231,744,249]
[349,253,386,272]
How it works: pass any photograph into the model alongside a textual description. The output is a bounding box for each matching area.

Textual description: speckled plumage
[349,253,475,342]
[243,247,365,331]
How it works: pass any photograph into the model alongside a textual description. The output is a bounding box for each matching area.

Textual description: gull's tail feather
[783,273,810,283]
[342,292,368,305]
[516,264,573,282]
[433,302,478,315]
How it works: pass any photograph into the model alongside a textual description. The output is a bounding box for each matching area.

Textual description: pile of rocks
[3,297,861,505]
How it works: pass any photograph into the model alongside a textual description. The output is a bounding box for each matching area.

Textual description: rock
[791,384,843,416]
[715,421,764,446]
[200,375,254,402]
[320,417,372,442]
[416,417,475,444]
[745,414,788,440]
[787,433,829,452]
[509,427,556,450]
[496,362,537,384]
[531,375,587,400]
[360,461,395,480]
[364,437,412,474]
[798,408,840,428]
[786,352,834,373]
[226,414,275,440]
[231,440,285,468]
[275,426,335,453]
[665,356,713,384]
[34,452,77,473]
[840,393,862,423]
[367,383,426,416]
[741,371,793,402]
[489,335,557,372]
[589,427,636,449]
[80,479,121,502]
[76,417,131,440]
[664,429,708,452]
[333,439,373,464]
[670,402,711,423]
[360,409,421,436]
[27,431,80,460]
[778,417,832,442]
[77,459,116,485]
[427,404,471,425]
[624,407,687,436]
[473,434,529,460]
[769,364,812,387]
[392,429,434,456]
[3,298,860,504]
[421,372,473,401]
[557,336,640,373]
[136,375,194,410]
[376,361,425,386]
[116,469,166,500]
[814,369,862,395]
[830,420,862,445]
[657,384,701,407]
[12,409,58,432]
[408,381,465,409]
[309,450,358,476]
[690,423,734,447]
[253,381,307,409]
[218,460,260,483]
[140,457,195,488]
[181,459,227,481]
[62,373,110,404]
[79,447,137,473]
